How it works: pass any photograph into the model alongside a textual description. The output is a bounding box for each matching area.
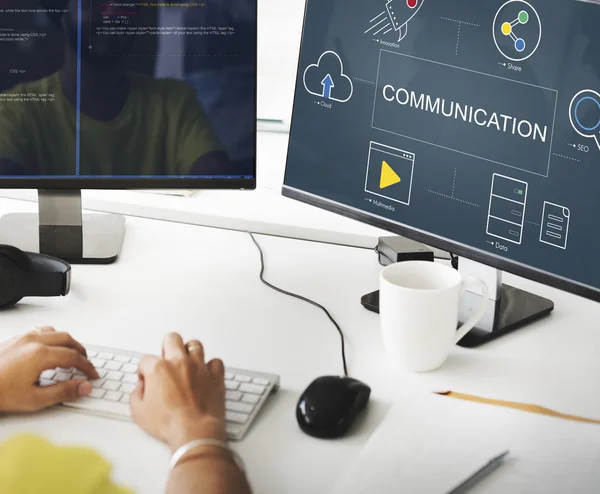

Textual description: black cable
[248,232,349,377]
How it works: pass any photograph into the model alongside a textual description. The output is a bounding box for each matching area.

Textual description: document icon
[540,202,570,250]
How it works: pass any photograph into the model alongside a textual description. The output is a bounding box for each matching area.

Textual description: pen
[445,450,510,494]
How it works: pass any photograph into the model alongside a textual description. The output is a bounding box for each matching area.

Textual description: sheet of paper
[332,392,600,494]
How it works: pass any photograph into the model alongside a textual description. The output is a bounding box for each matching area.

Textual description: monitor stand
[0,189,125,264]
[361,257,554,348]
[456,258,554,347]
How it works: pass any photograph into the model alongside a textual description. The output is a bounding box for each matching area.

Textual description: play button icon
[380,161,401,189]
[365,141,415,206]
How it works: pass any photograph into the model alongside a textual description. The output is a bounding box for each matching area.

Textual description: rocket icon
[386,0,423,42]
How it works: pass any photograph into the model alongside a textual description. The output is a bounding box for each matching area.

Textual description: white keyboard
[38,345,280,441]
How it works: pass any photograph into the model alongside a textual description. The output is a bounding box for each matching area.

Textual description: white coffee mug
[379,261,488,372]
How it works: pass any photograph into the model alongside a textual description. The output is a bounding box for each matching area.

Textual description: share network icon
[501,10,529,53]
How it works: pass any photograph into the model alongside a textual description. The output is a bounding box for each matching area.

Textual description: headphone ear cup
[0,263,20,309]
[0,245,31,271]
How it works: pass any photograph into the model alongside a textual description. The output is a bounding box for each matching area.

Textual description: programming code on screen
[0,0,256,178]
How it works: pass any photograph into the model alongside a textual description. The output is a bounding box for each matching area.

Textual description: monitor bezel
[0,2,258,192]
[282,0,600,304]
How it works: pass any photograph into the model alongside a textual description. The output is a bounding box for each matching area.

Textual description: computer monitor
[0,0,256,263]
[283,0,600,346]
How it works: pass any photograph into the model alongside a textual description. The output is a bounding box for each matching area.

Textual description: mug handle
[455,277,489,344]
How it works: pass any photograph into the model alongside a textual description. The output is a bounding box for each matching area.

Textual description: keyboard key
[98,353,113,360]
[122,374,138,384]
[121,364,137,374]
[119,383,136,393]
[105,391,123,402]
[120,394,130,404]
[106,371,124,381]
[40,369,56,380]
[55,371,72,382]
[226,401,254,414]
[57,367,74,373]
[91,379,105,389]
[87,351,97,358]
[234,375,252,383]
[114,356,130,363]
[226,411,249,424]
[97,369,108,378]
[226,391,242,401]
[91,358,107,368]
[103,381,121,391]
[225,381,239,391]
[104,361,122,371]
[130,358,139,365]
[225,423,243,437]
[39,379,55,387]
[239,383,265,395]
[242,394,260,405]
[89,389,105,399]
[73,371,87,379]
[225,372,234,380]
[252,378,270,386]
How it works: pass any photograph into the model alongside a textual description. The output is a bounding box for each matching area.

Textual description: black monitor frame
[282,1,599,307]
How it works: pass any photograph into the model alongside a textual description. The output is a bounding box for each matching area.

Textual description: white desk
[0,132,391,250]
[0,197,599,494]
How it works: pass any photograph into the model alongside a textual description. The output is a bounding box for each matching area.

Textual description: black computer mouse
[296,376,371,439]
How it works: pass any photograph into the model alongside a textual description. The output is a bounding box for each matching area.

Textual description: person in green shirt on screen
[0,328,251,494]
[0,0,233,177]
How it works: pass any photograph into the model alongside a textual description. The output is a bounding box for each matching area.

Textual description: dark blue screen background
[285,0,600,293]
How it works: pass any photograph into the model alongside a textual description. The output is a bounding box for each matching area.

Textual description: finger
[36,332,87,357]
[163,333,187,361]
[137,355,160,378]
[41,347,99,379]
[186,340,205,364]
[207,358,225,380]
[129,380,144,420]
[32,326,56,334]
[34,379,91,409]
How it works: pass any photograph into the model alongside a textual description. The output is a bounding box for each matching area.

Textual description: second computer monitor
[0,1,256,263]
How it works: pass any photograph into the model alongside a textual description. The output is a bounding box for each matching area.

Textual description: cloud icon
[303,51,354,103]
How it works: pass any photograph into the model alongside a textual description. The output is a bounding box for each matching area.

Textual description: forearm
[167,453,251,494]
[166,419,251,494]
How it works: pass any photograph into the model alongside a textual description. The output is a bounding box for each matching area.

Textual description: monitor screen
[284,0,600,300]
[0,0,256,181]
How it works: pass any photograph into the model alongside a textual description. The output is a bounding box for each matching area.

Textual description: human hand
[0,327,98,413]
[131,333,226,452]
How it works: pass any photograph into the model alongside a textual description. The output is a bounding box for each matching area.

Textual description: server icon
[486,174,528,245]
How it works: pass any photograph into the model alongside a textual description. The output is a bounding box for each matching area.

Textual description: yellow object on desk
[438,391,600,425]
[0,434,133,494]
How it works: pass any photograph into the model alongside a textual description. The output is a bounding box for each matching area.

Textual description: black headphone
[0,245,71,309]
